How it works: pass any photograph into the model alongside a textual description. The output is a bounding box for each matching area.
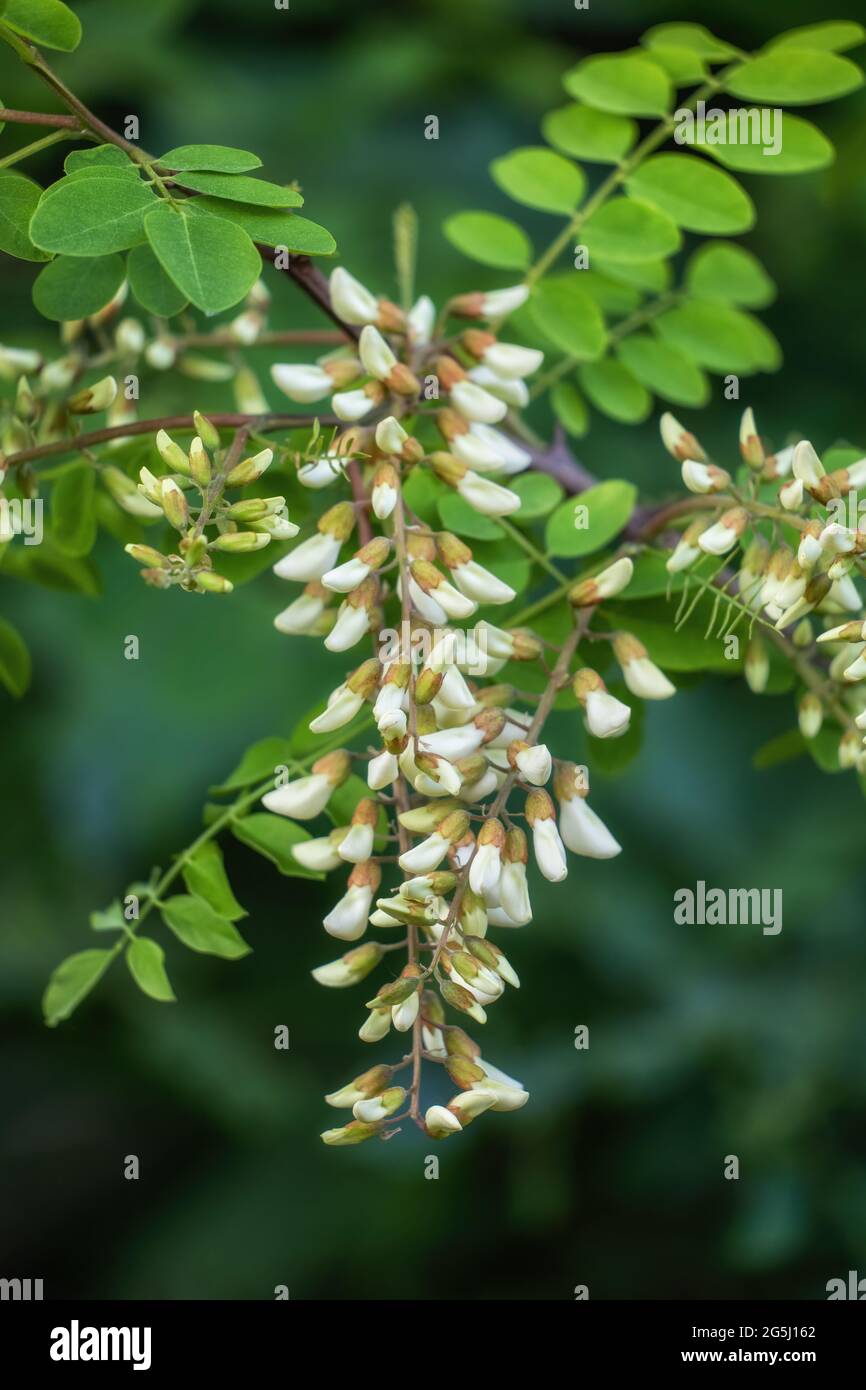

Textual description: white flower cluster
[255,265,678,1144]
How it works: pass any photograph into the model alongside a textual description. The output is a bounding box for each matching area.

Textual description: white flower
[559,795,621,859]
[274,592,326,635]
[311,959,358,988]
[431,578,477,620]
[425,1104,462,1137]
[451,560,515,604]
[682,459,724,494]
[798,532,823,569]
[438,666,476,711]
[271,363,333,402]
[457,470,520,516]
[469,842,502,899]
[408,295,435,346]
[820,523,857,555]
[392,992,419,1032]
[338,822,375,863]
[330,266,378,325]
[263,773,332,819]
[359,324,396,380]
[309,684,364,733]
[323,884,372,941]
[298,454,346,490]
[483,343,543,379]
[407,575,448,625]
[450,379,508,424]
[273,533,341,582]
[332,387,375,421]
[584,689,631,739]
[792,439,824,488]
[325,602,370,652]
[515,743,551,785]
[593,556,634,600]
[367,749,398,790]
[531,816,568,882]
[779,478,804,511]
[499,860,532,924]
[481,284,529,317]
[698,518,741,556]
[322,557,373,593]
[293,836,344,872]
[375,415,408,454]
[359,1009,391,1042]
[398,833,450,873]
[419,724,484,760]
[372,474,398,519]
[471,1078,529,1112]
[666,536,701,573]
[469,365,529,407]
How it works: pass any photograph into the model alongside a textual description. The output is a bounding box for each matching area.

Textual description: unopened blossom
[555,764,621,860]
[324,861,380,941]
[569,556,633,607]
[263,749,350,819]
[698,507,748,556]
[312,941,383,988]
[612,634,675,700]
[660,411,706,463]
[293,829,347,873]
[329,266,379,325]
[525,790,567,882]
[573,668,631,739]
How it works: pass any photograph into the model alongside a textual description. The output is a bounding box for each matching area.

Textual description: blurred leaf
[490,146,585,214]
[2,0,81,51]
[545,479,636,557]
[616,334,710,408]
[0,538,101,594]
[578,358,652,423]
[541,103,637,164]
[626,153,754,234]
[685,111,834,175]
[212,736,295,794]
[656,300,782,375]
[583,197,681,263]
[642,22,737,61]
[530,276,606,360]
[768,22,866,52]
[725,50,863,104]
[510,472,563,520]
[43,949,112,1027]
[33,253,125,321]
[442,210,531,270]
[0,615,31,697]
[161,894,251,959]
[437,492,504,540]
[190,198,336,254]
[685,242,776,307]
[563,54,672,117]
[551,381,589,437]
[753,728,807,770]
[65,144,130,173]
[50,464,97,557]
[126,937,176,1003]
[89,900,125,932]
[231,813,322,878]
[183,842,246,921]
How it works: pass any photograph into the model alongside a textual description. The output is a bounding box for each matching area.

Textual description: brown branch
[0,106,80,129]
[4,412,335,469]
[257,248,360,343]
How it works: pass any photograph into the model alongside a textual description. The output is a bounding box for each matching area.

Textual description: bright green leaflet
[442,210,531,270]
[127,242,189,316]
[0,172,50,261]
[29,175,157,255]
[158,144,263,173]
[144,203,262,315]
[174,171,303,207]
[33,253,125,320]
[189,197,336,254]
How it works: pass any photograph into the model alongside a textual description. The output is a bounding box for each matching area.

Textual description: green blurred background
[3,0,866,1300]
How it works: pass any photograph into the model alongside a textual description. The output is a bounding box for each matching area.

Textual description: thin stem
[0,106,80,128]
[0,126,74,167]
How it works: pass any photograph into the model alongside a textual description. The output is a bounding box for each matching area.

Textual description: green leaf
[805,725,844,774]
[1,539,100,595]
[593,257,672,293]
[183,841,246,921]
[3,0,81,51]
[0,616,30,697]
[583,197,681,263]
[656,300,781,375]
[189,197,336,254]
[510,472,564,520]
[530,276,607,361]
[89,900,125,931]
[437,492,504,540]
[127,242,189,316]
[682,110,834,175]
[43,949,112,1026]
[469,540,531,597]
[0,171,50,262]
[542,103,637,164]
[768,22,866,53]
[752,729,807,771]
[50,464,96,557]
[642,23,736,62]
[126,937,176,1002]
[551,381,589,437]
[577,358,652,424]
[158,144,263,173]
[563,54,672,117]
[616,549,687,599]
[725,49,863,105]
[144,203,261,316]
[64,144,131,174]
[173,171,303,207]
[490,146,585,214]
[578,270,642,317]
[161,894,251,959]
[231,813,323,878]
[33,253,125,321]
[401,468,447,525]
[685,242,776,308]
[30,174,156,256]
[646,45,709,85]
[443,210,531,270]
[616,334,710,407]
[626,153,754,234]
[602,598,740,671]
[545,479,637,557]
[213,736,296,793]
